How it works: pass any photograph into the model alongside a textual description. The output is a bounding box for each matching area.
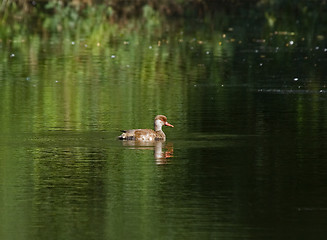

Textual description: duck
[118,115,174,141]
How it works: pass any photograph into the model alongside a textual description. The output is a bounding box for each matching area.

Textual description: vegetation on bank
[1,0,261,17]
[1,0,326,19]
[0,0,325,38]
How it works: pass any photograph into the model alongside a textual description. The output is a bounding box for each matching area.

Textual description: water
[1,11,327,240]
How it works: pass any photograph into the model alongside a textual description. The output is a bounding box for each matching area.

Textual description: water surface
[1,11,327,240]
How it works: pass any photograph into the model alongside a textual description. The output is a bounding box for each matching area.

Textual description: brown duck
[118,115,174,141]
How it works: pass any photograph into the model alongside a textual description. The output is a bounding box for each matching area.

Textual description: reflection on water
[1,7,327,240]
[257,88,327,94]
[121,140,174,164]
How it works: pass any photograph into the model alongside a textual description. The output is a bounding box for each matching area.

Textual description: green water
[1,7,327,240]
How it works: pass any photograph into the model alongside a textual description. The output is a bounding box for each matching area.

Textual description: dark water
[1,12,327,240]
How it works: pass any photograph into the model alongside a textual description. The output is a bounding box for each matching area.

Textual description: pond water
[1,11,327,240]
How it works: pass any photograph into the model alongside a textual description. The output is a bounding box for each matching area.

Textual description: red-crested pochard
[118,115,174,141]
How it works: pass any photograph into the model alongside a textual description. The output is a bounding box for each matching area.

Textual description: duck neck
[154,119,163,131]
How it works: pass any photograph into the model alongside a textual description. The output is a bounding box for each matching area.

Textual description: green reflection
[1,2,327,240]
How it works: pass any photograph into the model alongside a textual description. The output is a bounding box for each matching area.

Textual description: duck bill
[165,122,174,128]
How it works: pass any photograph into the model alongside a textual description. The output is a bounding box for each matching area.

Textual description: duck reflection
[121,140,174,164]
